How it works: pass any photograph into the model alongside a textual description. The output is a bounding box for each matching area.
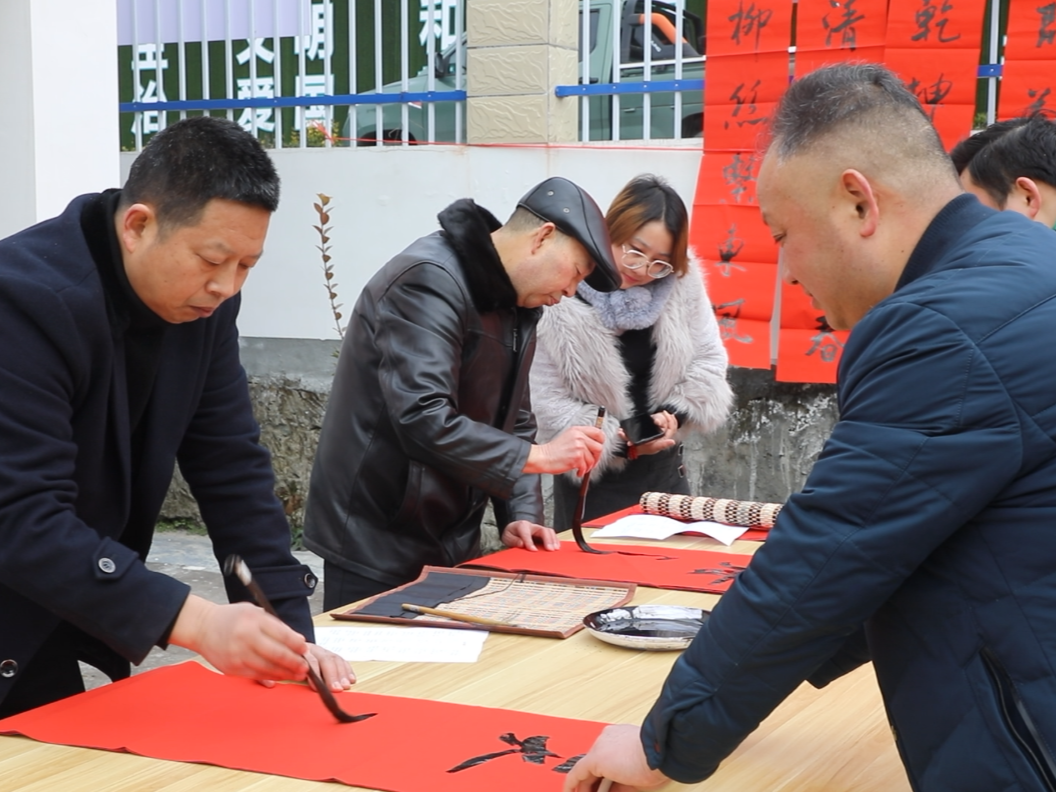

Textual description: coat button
[0,659,17,678]
[304,573,318,589]
[98,558,117,574]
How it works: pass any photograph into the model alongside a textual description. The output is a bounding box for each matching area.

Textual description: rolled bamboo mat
[640,492,783,529]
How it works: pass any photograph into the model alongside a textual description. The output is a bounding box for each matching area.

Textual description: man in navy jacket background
[568,64,1056,792]
[0,117,349,717]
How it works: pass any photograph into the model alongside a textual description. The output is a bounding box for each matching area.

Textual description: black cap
[516,177,621,292]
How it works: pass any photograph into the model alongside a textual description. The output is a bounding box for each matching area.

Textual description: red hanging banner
[775,283,851,383]
[695,0,792,370]
[999,0,1056,117]
[884,0,988,147]
[795,0,889,76]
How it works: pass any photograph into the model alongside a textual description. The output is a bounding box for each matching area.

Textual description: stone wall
[160,340,840,544]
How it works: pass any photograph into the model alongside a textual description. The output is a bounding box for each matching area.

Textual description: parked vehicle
[345,0,705,145]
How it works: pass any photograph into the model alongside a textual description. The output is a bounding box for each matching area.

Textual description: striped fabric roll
[639,492,783,529]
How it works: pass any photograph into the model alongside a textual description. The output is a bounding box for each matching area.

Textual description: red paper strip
[0,662,608,792]
[706,258,777,321]
[707,0,795,57]
[884,0,985,148]
[703,51,789,151]
[694,151,763,206]
[583,505,769,542]
[795,0,888,76]
[466,542,752,594]
[1005,0,1056,52]
[776,327,848,383]
[885,0,985,49]
[717,316,773,368]
[775,280,849,382]
[999,2,1056,118]
[1000,61,1056,117]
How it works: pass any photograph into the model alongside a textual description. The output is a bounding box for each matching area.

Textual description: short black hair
[948,118,1029,174]
[768,63,942,162]
[120,116,280,230]
[957,115,1056,207]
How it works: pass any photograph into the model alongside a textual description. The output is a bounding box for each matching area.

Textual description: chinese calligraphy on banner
[774,0,887,381]
[885,0,987,147]
[697,0,989,382]
[695,0,792,369]
[999,0,1056,117]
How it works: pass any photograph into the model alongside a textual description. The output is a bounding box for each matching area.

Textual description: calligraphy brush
[400,603,516,628]
[571,406,609,554]
[223,554,375,724]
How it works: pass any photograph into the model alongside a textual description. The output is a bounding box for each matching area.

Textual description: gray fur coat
[530,255,733,481]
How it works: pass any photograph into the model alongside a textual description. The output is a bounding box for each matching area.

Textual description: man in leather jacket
[304,178,622,608]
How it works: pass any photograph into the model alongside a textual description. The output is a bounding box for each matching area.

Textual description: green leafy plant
[314,193,345,338]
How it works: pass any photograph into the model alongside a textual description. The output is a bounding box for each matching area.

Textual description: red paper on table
[0,662,608,792]
[884,0,986,148]
[794,0,888,77]
[775,280,849,383]
[583,504,769,542]
[466,542,751,594]
[998,1,1056,118]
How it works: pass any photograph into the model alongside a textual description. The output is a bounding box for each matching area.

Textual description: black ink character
[907,73,953,120]
[717,225,747,276]
[448,732,561,773]
[1037,2,1056,47]
[823,0,866,49]
[911,0,961,43]
[722,152,756,203]
[691,560,748,585]
[725,80,767,130]
[728,0,773,49]
[807,315,844,362]
[714,299,754,344]
[1027,86,1052,115]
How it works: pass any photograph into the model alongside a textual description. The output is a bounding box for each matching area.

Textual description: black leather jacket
[303,199,544,587]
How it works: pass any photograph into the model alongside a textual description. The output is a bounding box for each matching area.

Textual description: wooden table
[0,530,910,791]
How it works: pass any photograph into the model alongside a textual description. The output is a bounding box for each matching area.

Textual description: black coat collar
[438,199,520,313]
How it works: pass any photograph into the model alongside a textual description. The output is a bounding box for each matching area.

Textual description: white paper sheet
[314,625,489,663]
[590,513,749,546]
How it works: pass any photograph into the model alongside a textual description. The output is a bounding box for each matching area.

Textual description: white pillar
[0,0,119,239]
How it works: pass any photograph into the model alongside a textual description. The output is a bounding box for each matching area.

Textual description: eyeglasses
[621,244,674,279]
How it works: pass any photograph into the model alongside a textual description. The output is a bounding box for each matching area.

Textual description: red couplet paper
[467,543,752,594]
[998,2,1056,118]
[704,51,789,151]
[884,0,987,148]
[583,505,769,542]
[0,662,608,792]
[794,0,888,77]
[775,280,849,383]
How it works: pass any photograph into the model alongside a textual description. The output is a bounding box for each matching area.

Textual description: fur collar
[437,199,519,313]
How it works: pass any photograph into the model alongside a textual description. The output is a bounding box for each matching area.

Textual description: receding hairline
[764,107,959,194]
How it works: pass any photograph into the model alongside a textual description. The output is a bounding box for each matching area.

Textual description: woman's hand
[619,411,677,457]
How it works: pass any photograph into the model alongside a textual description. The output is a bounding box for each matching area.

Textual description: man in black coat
[304,178,621,608]
[0,117,349,718]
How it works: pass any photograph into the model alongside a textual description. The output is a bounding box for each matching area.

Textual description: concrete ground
[80,531,326,690]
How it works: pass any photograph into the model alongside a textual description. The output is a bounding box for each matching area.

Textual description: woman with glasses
[531,174,733,530]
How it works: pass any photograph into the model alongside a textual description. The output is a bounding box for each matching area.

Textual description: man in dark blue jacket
[567,64,1056,792]
[0,117,349,718]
